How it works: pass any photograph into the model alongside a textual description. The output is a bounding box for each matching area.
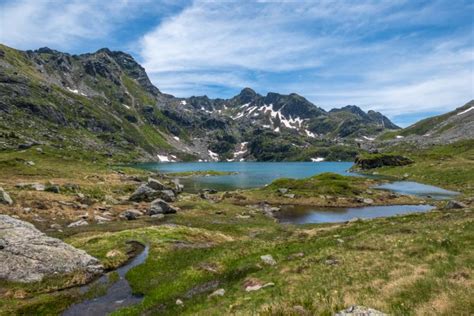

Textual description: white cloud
[139,0,473,120]
[0,0,178,50]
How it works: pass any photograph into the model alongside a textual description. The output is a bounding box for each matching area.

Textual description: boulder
[260,254,277,266]
[15,182,45,191]
[208,288,225,298]
[363,198,374,204]
[335,305,387,316]
[129,184,160,202]
[45,184,60,193]
[157,189,176,202]
[0,187,13,205]
[445,200,467,209]
[171,179,184,193]
[148,199,178,215]
[147,177,167,190]
[67,219,89,227]
[0,215,103,283]
[120,209,143,220]
[277,188,289,194]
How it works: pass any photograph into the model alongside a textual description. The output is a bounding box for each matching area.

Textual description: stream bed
[63,244,149,316]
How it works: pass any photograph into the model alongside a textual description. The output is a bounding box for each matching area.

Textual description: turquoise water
[135,161,354,192]
[134,162,458,200]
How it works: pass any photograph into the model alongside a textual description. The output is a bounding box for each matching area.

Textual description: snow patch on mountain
[208,150,219,161]
[457,106,473,115]
[66,87,86,96]
[157,154,170,162]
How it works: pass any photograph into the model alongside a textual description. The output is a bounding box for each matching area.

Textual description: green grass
[264,172,368,196]
[32,201,472,316]
[366,140,474,195]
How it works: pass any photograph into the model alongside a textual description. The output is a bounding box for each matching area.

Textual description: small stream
[63,244,149,316]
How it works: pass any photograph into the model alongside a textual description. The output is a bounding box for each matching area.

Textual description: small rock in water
[445,200,466,209]
[208,288,225,298]
[348,217,361,223]
[260,254,277,266]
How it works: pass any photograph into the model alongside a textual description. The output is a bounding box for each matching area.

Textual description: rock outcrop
[148,198,178,215]
[354,154,413,169]
[129,178,176,202]
[0,215,103,283]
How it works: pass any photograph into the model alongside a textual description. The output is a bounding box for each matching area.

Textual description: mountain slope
[0,44,401,162]
[379,100,474,146]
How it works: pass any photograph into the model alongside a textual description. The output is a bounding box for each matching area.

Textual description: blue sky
[0,0,473,126]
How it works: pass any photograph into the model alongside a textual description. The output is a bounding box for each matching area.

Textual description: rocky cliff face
[0,44,401,162]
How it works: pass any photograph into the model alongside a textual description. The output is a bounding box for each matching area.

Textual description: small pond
[275,204,435,224]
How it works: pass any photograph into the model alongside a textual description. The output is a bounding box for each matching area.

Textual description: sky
[0,0,473,127]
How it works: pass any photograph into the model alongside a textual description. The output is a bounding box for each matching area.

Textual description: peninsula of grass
[222,173,422,207]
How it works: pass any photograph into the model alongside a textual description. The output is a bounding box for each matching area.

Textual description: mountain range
[0,44,469,162]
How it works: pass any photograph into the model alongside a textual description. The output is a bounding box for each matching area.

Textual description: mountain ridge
[4,44,457,163]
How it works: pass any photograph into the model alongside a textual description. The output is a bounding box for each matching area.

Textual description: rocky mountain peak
[231,87,260,105]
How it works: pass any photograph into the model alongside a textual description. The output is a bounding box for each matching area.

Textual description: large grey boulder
[148,199,178,215]
[0,187,13,205]
[157,189,176,202]
[147,177,167,190]
[129,184,161,202]
[0,215,103,283]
